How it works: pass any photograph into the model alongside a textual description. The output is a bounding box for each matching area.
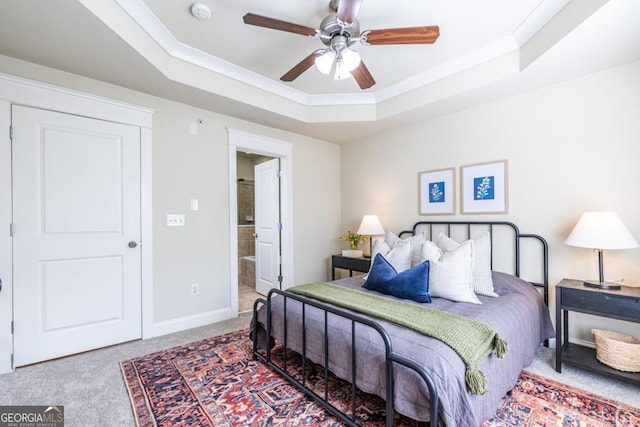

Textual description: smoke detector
[191,2,212,20]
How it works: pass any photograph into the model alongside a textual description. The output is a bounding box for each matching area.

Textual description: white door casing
[254,158,281,296]
[228,128,293,317]
[12,105,142,366]
[0,100,11,373]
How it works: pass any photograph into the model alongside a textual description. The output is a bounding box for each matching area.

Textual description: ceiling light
[191,2,212,21]
[341,48,361,72]
[314,50,335,75]
[320,34,362,81]
[334,49,361,80]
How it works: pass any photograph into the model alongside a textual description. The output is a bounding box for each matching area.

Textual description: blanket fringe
[465,367,488,395]
[494,335,509,358]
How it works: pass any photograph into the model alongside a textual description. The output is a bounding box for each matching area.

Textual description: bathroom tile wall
[238,181,254,225]
[238,225,255,289]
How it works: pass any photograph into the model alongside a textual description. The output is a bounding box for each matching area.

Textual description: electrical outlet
[167,214,185,227]
[190,283,200,297]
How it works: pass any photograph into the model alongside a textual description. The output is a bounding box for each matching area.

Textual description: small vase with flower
[340,230,367,258]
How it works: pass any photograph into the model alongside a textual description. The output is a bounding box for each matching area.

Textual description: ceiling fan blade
[337,0,363,26]
[281,51,322,82]
[243,13,317,37]
[351,61,375,89]
[362,26,440,45]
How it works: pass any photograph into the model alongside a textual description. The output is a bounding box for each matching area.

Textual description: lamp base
[583,281,621,291]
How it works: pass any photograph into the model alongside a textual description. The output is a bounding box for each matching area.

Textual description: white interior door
[12,105,142,367]
[254,158,281,296]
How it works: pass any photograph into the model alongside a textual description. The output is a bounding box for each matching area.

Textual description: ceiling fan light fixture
[243,1,436,89]
[314,50,335,75]
[334,58,351,80]
[341,48,361,72]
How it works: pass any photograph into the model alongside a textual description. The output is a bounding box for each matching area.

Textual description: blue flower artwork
[474,176,494,200]
[428,181,445,203]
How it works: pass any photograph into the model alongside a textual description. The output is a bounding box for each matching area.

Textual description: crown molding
[77,0,600,123]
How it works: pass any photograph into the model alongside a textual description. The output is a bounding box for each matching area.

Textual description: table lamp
[357,215,385,258]
[565,211,639,290]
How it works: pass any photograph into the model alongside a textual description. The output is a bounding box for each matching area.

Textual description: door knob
[128,241,138,248]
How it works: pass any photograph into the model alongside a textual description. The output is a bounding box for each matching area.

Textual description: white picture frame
[419,167,455,215]
[461,160,508,214]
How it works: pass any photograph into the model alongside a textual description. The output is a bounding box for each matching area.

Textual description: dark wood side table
[331,255,371,280]
[555,278,640,385]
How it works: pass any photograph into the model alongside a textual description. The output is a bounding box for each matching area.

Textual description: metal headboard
[399,221,549,307]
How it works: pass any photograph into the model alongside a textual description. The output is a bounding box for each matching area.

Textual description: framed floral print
[419,167,455,215]
[461,160,508,214]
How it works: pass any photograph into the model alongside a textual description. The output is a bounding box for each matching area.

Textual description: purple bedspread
[255,271,554,427]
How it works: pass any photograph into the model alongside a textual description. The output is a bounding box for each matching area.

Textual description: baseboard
[570,337,595,348]
[547,337,595,349]
[151,307,233,338]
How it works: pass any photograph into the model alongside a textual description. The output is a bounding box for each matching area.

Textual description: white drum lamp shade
[357,215,384,257]
[565,211,639,289]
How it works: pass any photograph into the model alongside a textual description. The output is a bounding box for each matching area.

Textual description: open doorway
[236,152,274,312]
[228,129,293,317]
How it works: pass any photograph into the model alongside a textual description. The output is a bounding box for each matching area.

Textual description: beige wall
[4,51,638,344]
[237,153,273,181]
[236,155,255,181]
[0,55,342,328]
[341,60,640,344]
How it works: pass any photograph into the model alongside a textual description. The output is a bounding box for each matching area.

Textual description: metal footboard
[252,289,439,426]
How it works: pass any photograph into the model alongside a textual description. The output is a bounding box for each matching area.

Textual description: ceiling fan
[242,0,440,90]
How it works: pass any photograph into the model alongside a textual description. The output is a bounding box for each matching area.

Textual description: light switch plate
[190,199,199,211]
[167,214,185,226]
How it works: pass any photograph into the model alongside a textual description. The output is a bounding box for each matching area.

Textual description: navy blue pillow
[363,254,431,303]
[363,254,397,289]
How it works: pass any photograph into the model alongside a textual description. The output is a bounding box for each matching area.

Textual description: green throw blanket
[288,282,508,395]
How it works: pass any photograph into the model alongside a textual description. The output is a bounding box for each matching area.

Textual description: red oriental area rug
[121,329,640,426]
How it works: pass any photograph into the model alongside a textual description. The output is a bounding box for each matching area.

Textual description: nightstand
[331,255,371,280]
[555,278,640,385]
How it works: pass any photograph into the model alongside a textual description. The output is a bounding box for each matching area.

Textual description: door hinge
[277,274,283,283]
[9,223,14,237]
[277,222,283,231]
[277,170,283,178]
[10,321,13,334]
[9,126,13,140]
[10,353,14,370]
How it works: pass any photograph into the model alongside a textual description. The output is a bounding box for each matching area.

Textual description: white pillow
[421,240,481,304]
[437,232,498,298]
[371,236,412,273]
[385,231,426,268]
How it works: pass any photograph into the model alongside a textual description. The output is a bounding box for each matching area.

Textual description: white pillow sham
[385,231,426,268]
[371,236,412,273]
[420,240,480,304]
[436,232,497,297]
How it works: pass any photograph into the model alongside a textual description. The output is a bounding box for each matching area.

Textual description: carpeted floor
[0,312,638,427]
[121,329,640,427]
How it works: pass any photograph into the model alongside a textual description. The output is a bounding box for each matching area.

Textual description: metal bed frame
[252,221,549,426]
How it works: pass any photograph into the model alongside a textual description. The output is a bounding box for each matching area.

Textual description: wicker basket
[591,329,640,373]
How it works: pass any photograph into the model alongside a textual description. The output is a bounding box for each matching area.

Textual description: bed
[251,221,555,426]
